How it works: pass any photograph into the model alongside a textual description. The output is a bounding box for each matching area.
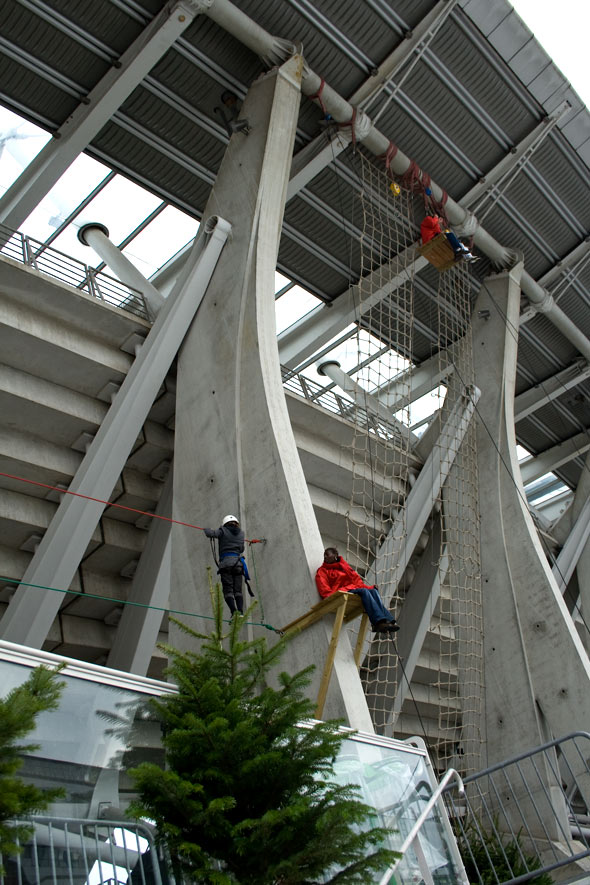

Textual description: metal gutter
[201,0,590,361]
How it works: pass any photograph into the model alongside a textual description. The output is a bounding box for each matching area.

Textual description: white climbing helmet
[222,514,240,526]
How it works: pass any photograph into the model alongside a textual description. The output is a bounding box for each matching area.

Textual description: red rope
[338,107,357,146]
[308,78,328,117]
[378,141,399,175]
[0,470,265,543]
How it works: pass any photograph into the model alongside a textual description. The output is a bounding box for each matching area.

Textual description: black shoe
[372,620,390,633]
[385,622,400,632]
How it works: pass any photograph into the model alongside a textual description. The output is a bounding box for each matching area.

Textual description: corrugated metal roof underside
[0,0,589,492]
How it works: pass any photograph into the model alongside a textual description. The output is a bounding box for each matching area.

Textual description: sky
[509,0,590,108]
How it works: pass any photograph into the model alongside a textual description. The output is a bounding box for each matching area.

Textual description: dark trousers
[220,563,244,613]
[349,587,395,626]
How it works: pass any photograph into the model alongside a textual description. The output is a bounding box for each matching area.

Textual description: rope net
[345,152,483,777]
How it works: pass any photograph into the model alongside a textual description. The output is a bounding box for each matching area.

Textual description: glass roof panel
[74,175,162,246]
[123,206,199,280]
[275,284,321,334]
[20,154,110,243]
[0,107,51,198]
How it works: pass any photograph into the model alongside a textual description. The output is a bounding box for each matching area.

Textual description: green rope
[248,543,265,622]
[0,576,281,634]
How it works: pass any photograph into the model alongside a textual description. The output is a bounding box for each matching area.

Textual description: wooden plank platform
[417,233,456,271]
[280,592,369,719]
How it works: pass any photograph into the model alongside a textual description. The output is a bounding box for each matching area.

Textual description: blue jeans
[349,587,395,626]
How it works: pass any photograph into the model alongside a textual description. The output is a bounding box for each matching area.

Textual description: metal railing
[0,816,163,885]
[281,366,411,445]
[443,732,590,884]
[0,223,150,321]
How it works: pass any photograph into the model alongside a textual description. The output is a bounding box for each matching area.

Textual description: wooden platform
[280,591,369,718]
[417,232,457,271]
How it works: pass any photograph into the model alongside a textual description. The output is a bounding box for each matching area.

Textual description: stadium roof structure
[1,0,590,501]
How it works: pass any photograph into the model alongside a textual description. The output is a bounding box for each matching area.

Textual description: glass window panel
[275,270,291,293]
[0,107,51,199]
[122,206,199,279]
[20,153,110,242]
[275,284,322,334]
[517,444,532,462]
[73,175,162,247]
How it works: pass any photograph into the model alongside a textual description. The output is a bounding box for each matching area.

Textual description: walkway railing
[0,223,150,321]
[0,816,163,885]
[443,732,590,884]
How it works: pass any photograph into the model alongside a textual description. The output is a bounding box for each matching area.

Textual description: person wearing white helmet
[204,515,245,615]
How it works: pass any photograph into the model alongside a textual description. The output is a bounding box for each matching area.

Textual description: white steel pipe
[78,223,165,318]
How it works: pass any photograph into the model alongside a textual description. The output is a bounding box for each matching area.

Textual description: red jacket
[315,557,374,599]
[420,215,444,244]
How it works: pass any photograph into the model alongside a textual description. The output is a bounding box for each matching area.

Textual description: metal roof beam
[514,361,590,423]
[0,1,208,231]
[460,101,570,212]
[277,243,427,369]
[200,0,590,361]
[520,431,590,485]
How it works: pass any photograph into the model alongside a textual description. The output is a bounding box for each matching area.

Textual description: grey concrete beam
[520,431,590,485]
[278,243,426,369]
[514,361,590,423]
[473,265,590,798]
[107,473,172,676]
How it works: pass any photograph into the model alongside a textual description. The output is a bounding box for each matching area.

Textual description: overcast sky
[509,0,589,108]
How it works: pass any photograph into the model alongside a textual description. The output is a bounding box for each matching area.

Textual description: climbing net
[345,152,483,777]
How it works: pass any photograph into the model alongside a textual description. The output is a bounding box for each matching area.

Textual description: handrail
[0,222,150,321]
[378,767,466,885]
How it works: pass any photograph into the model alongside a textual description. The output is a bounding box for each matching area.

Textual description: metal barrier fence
[281,366,407,444]
[443,732,590,884]
[0,223,150,321]
[0,817,163,885]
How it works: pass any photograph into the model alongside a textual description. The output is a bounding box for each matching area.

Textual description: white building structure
[1,0,590,879]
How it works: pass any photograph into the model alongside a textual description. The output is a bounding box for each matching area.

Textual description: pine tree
[129,584,400,884]
[0,665,65,869]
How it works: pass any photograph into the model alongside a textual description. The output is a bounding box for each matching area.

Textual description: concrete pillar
[107,472,172,676]
[568,451,590,630]
[170,56,373,731]
[78,223,165,318]
[473,265,590,838]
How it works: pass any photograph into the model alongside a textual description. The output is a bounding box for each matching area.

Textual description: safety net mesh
[345,151,484,776]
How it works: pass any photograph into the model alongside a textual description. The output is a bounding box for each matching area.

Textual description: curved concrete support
[473,267,590,826]
[170,57,373,731]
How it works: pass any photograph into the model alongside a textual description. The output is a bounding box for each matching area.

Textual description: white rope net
[345,152,484,776]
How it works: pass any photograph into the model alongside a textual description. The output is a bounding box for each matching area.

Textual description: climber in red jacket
[315,547,399,634]
[420,214,475,263]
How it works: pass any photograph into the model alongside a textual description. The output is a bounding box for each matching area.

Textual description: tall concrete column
[170,56,373,731]
[474,266,590,839]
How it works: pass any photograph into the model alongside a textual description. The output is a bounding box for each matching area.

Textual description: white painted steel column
[78,223,165,318]
[107,472,173,676]
[0,216,230,647]
[170,56,373,731]
[316,359,417,447]
[473,266,590,839]
[0,1,208,231]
